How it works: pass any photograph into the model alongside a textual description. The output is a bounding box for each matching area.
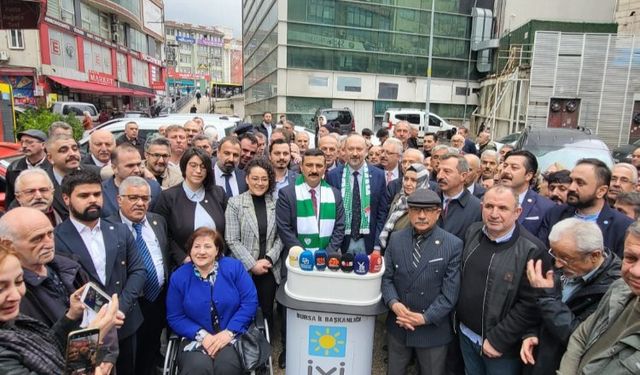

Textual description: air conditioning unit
[0,51,9,62]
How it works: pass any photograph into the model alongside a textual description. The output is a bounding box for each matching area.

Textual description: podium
[276,258,387,375]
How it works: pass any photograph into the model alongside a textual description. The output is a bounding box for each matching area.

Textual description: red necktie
[310,189,318,216]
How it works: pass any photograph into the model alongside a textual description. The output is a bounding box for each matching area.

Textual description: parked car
[0,143,23,211]
[515,127,614,172]
[51,102,99,121]
[313,108,355,135]
[112,111,151,119]
[612,139,640,163]
[383,108,457,138]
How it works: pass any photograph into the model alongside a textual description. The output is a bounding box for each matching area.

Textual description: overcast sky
[164,0,242,38]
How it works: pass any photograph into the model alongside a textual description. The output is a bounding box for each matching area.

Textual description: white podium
[277,258,386,375]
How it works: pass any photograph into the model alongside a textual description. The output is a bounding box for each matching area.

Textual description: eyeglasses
[547,248,588,266]
[120,195,151,203]
[408,206,440,214]
[17,187,52,197]
[188,162,206,171]
[20,139,42,146]
[147,152,170,160]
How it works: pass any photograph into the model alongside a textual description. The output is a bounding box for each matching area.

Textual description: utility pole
[424,0,435,132]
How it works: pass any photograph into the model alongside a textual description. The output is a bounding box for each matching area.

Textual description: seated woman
[166,227,258,375]
[225,159,283,330]
[0,241,121,374]
[154,147,227,267]
[379,163,430,252]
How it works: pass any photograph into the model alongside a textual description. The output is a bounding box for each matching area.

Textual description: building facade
[0,0,166,112]
[243,0,495,129]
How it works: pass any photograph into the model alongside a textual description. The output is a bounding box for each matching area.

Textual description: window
[9,30,24,49]
[47,0,75,24]
[455,87,470,96]
[308,76,328,87]
[378,83,398,100]
[337,77,361,92]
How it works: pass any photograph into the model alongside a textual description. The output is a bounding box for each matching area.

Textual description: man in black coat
[254,111,275,143]
[115,121,145,157]
[5,129,50,209]
[521,218,620,375]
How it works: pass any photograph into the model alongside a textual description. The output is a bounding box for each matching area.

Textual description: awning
[131,90,155,98]
[48,76,131,95]
[0,68,35,76]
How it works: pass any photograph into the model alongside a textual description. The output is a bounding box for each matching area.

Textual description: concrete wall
[617,0,640,34]
[0,30,42,69]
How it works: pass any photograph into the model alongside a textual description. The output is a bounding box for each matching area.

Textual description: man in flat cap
[381,188,463,375]
[6,129,51,209]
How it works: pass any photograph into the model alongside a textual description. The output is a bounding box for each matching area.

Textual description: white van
[383,108,457,138]
[51,102,99,121]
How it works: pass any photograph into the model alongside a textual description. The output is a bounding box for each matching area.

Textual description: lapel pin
[435,240,441,245]
[604,220,609,225]
[204,199,208,203]
[527,198,533,203]
[109,226,114,230]
[153,221,157,225]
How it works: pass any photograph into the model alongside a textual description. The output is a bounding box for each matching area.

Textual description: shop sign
[176,35,195,44]
[142,54,162,66]
[88,70,115,86]
[51,39,61,55]
[151,82,165,90]
[197,37,223,47]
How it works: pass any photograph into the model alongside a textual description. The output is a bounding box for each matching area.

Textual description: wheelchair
[162,308,273,375]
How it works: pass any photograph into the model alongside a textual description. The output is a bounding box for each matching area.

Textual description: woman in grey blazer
[225,158,283,329]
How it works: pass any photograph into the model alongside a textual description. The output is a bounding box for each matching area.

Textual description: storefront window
[132,59,149,87]
[117,53,128,82]
[84,40,112,74]
[49,29,78,70]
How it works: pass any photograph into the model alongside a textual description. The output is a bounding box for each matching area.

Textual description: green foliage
[16,107,84,141]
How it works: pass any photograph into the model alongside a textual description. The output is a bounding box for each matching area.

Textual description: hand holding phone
[80,283,111,315]
[65,328,99,375]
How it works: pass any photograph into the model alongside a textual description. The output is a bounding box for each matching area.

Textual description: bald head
[89,129,115,164]
[0,207,55,272]
[345,134,367,170]
[464,153,481,187]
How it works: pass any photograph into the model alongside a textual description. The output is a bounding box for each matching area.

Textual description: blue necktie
[132,222,161,302]
[223,173,233,198]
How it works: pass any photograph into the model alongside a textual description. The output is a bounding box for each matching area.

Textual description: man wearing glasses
[144,137,183,190]
[520,218,620,375]
[5,129,50,209]
[379,138,403,185]
[108,176,169,375]
[12,169,62,226]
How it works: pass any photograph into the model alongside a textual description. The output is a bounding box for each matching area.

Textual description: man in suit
[387,148,427,202]
[393,121,412,150]
[270,139,297,197]
[327,134,389,254]
[238,132,258,170]
[183,119,203,145]
[458,126,477,155]
[538,158,633,257]
[116,121,145,157]
[255,111,275,143]
[101,143,162,218]
[45,134,101,220]
[436,153,482,241]
[464,153,486,199]
[12,169,63,226]
[380,138,403,185]
[318,135,341,172]
[607,162,637,206]
[55,169,146,375]
[500,150,554,235]
[480,150,500,182]
[107,176,169,375]
[276,148,345,367]
[5,129,50,209]
[213,136,247,198]
[82,129,115,168]
[382,188,462,375]
[144,136,183,190]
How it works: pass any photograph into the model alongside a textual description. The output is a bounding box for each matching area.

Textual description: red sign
[88,70,115,86]
[167,67,211,81]
[51,39,60,55]
[151,82,165,90]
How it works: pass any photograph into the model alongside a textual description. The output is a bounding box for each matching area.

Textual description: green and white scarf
[295,175,336,251]
[341,163,371,236]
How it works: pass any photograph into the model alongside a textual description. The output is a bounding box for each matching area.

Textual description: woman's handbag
[233,324,272,371]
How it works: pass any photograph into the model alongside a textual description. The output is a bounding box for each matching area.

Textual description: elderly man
[144,137,183,190]
[318,135,340,171]
[393,121,412,150]
[48,121,74,138]
[295,131,310,154]
[607,162,637,206]
[520,218,620,375]
[458,185,549,375]
[282,120,295,140]
[0,207,119,374]
[538,158,633,257]
[5,129,50,209]
[450,134,465,151]
[327,134,389,254]
[614,191,640,219]
[82,129,115,168]
[380,138,403,185]
[464,153,486,199]
[430,144,451,180]
[13,169,62,226]
[500,150,554,236]
[480,150,500,181]
[183,119,203,145]
[116,121,145,157]
[165,125,187,166]
[499,144,515,162]
[382,188,462,375]
[238,132,259,170]
[387,148,427,201]
[558,221,640,374]
[436,153,482,240]
[547,170,572,205]
[107,176,169,375]
[477,131,497,155]
[213,136,247,198]
[101,143,162,218]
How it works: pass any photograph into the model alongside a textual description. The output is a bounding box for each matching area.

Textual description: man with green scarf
[327,134,389,254]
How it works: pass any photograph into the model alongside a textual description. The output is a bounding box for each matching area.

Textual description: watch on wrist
[195,329,208,343]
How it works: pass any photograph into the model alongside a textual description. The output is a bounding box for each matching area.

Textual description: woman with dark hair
[225,158,282,329]
[166,227,258,375]
[153,147,227,267]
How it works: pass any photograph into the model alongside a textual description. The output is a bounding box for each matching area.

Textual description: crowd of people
[0,112,639,375]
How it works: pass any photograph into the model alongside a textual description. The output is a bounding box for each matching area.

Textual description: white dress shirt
[91,154,108,168]
[182,182,216,230]
[213,163,239,196]
[70,217,107,285]
[120,212,165,288]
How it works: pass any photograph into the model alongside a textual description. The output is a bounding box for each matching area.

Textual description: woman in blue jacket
[166,227,258,375]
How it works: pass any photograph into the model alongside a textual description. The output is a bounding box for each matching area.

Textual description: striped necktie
[412,234,426,268]
[133,222,161,301]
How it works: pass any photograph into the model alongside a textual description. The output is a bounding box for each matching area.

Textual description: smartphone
[65,328,100,375]
[80,282,111,314]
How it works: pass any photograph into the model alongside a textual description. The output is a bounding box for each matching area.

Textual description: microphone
[314,249,328,271]
[327,252,341,271]
[288,246,304,268]
[299,249,315,271]
[354,253,369,275]
[369,251,383,273]
[340,253,354,273]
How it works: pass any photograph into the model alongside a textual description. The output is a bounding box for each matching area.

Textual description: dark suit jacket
[537,203,633,257]
[254,122,275,141]
[152,183,227,267]
[276,182,345,277]
[470,182,486,200]
[116,134,145,158]
[381,226,462,348]
[106,212,170,285]
[462,138,477,155]
[210,162,248,196]
[519,189,554,236]
[45,165,102,221]
[437,189,482,241]
[100,177,162,218]
[54,218,146,338]
[5,157,52,209]
[326,164,389,252]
